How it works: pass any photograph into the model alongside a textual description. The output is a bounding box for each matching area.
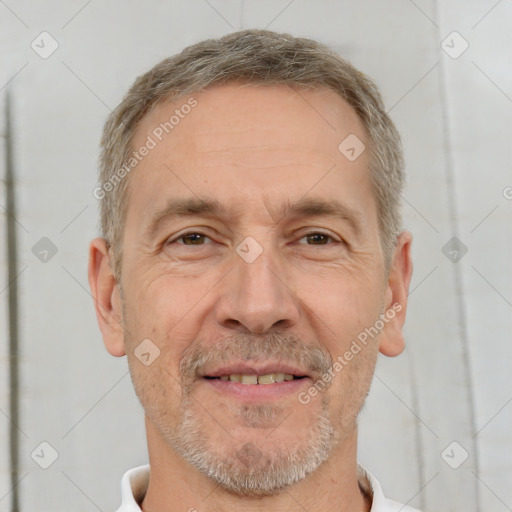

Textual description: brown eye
[299,232,335,245]
[169,232,213,246]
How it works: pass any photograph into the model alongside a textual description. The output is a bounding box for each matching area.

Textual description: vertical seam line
[5,89,20,512]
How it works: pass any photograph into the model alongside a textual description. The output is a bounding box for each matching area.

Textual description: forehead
[135,82,366,158]
[126,82,373,225]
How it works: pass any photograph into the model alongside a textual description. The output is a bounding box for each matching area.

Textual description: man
[88,29,416,512]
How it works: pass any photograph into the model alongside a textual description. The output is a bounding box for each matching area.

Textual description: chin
[164,401,338,497]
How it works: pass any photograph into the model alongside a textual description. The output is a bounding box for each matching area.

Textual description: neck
[140,416,372,512]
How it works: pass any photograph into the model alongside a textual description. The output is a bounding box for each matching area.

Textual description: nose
[215,243,300,334]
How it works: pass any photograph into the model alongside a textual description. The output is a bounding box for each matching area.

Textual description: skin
[89,82,413,512]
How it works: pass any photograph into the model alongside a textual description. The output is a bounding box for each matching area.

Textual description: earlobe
[88,238,126,357]
[378,231,413,357]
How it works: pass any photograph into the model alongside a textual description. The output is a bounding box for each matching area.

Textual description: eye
[298,231,337,246]
[165,230,340,248]
[168,231,213,246]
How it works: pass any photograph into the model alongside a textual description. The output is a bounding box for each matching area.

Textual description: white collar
[115,463,421,512]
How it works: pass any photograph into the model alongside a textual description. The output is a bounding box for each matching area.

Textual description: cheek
[122,302,159,354]
[121,275,200,402]
[122,275,179,341]
[328,340,379,419]
[297,270,383,333]
[127,352,184,423]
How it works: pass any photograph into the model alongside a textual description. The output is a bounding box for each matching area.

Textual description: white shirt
[114,464,421,512]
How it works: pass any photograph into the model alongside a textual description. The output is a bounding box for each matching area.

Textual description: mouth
[204,373,306,384]
[198,363,312,400]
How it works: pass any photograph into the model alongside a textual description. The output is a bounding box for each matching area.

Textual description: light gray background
[1,1,511,511]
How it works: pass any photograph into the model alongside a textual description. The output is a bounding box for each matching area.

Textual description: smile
[204,373,306,384]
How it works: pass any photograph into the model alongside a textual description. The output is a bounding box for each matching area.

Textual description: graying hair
[98,29,404,280]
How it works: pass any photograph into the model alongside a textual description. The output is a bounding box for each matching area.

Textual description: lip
[201,376,312,401]
[199,362,310,379]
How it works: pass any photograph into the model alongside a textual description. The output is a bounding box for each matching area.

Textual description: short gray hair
[98,29,405,281]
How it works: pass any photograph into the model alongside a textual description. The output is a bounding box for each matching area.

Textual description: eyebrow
[143,196,362,240]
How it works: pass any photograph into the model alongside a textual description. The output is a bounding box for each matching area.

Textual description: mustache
[179,332,333,385]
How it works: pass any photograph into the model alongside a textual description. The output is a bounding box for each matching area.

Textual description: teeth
[241,375,258,385]
[218,373,297,384]
[258,374,275,385]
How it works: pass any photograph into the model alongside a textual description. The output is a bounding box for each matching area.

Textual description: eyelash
[167,230,339,247]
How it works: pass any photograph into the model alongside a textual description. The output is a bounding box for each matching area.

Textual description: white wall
[1,1,511,511]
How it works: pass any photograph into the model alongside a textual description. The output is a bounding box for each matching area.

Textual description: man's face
[117,83,391,495]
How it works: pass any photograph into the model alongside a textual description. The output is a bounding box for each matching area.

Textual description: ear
[88,238,126,357]
[378,231,413,357]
